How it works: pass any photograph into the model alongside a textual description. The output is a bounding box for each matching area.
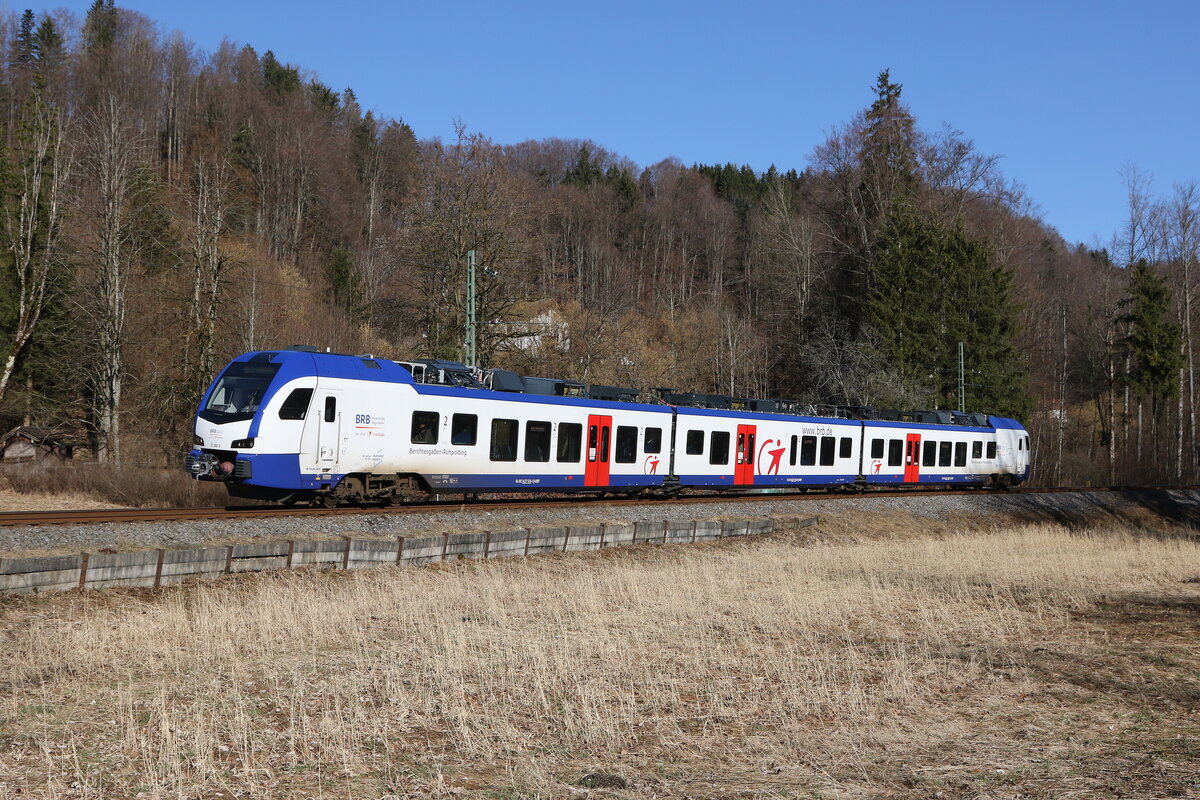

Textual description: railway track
[0,485,1192,528]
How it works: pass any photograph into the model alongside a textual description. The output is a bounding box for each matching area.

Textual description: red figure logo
[758,439,787,475]
[644,455,660,475]
[872,459,882,474]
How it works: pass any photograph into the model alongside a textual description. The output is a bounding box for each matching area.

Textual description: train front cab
[989,416,1031,486]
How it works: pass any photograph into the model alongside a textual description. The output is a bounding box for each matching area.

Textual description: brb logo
[355,414,372,425]
[757,439,788,475]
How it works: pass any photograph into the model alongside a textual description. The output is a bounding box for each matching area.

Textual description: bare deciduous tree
[0,97,72,410]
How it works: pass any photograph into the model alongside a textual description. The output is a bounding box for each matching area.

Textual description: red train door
[904,433,921,483]
[585,415,611,487]
[735,424,756,485]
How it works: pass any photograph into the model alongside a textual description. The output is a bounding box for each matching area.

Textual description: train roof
[222,348,1023,430]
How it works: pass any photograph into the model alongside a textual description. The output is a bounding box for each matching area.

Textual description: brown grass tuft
[0,463,229,509]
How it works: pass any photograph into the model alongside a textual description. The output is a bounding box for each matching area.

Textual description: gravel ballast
[1,488,1198,556]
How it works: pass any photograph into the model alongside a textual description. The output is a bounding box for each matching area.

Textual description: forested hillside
[0,2,1194,485]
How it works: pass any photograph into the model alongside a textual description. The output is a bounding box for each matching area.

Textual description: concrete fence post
[662,520,669,544]
[342,536,352,569]
[483,531,492,559]
[563,526,571,552]
[523,527,532,557]
[154,549,166,588]
[286,540,295,569]
[395,536,406,565]
[600,524,607,549]
[78,552,89,590]
[224,545,233,574]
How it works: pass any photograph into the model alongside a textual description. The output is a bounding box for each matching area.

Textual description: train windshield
[200,361,281,423]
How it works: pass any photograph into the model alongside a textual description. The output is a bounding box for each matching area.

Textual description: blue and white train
[185,347,1031,505]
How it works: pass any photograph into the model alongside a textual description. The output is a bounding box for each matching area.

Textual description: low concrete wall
[0,515,813,595]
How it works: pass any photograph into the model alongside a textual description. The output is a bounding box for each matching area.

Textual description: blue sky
[27,0,1200,248]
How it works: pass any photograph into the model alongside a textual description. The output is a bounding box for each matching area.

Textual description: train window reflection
[819,436,835,466]
[525,421,551,462]
[451,414,477,446]
[411,411,439,444]
[490,419,518,461]
[557,423,582,462]
[709,431,730,465]
[800,435,817,466]
[615,426,637,463]
[278,388,313,420]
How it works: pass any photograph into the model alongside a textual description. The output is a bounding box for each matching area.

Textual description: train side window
[938,441,952,467]
[954,442,967,467]
[839,436,852,459]
[887,439,902,467]
[800,435,817,466]
[819,436,836,466]
[1025,436,1030,451]
[524,420,551,462]
[790,435,798,466]
[451,414,477,446]
[987,441,997,459]
[278,388,313,420]
[324,396,336,423]
[587,424,598,462]
[615,426,638,463]
[600,426,610,462]
[709,431,730,465]
[490,418,518,462]
[644,427,662,454]
[923,440,937,467]
[557,423,582,462]
[1018,438,1024,451]
[411,411,439,444]
[686,430,704,455]
[871,438,884,459]
[972,440,982,459]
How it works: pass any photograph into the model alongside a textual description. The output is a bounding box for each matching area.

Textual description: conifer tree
[1122,261,1182,411]
[82,0,116,54]
[12,10,36,66]
[868,203,1029,418]
[562,145,603,188]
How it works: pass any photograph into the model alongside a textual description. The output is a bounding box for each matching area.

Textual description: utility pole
[957,341,966,413]
[465,249,476,368]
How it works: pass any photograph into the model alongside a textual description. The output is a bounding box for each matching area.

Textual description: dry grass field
[0,464,228,510]
[1,514,1198,799]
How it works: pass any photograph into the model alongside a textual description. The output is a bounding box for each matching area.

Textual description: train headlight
[193,434,204,446]
[232,437,255,449]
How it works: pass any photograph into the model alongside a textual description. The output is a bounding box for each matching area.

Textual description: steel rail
[0,484,1195,528]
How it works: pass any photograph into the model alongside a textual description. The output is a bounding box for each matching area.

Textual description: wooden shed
[0,427,76,464]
